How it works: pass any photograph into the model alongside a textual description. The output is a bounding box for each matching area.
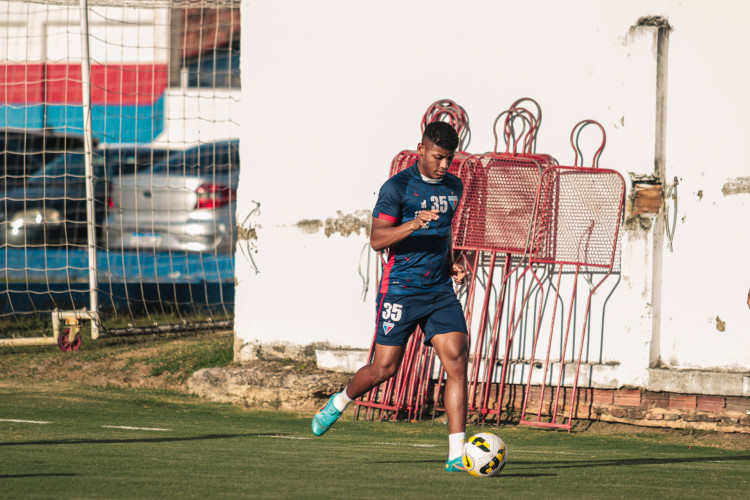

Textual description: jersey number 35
[382,303,403,322]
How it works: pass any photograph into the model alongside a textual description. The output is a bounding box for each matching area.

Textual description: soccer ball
[462,432,507,477]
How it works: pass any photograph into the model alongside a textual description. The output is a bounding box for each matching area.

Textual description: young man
[312,121,469,472]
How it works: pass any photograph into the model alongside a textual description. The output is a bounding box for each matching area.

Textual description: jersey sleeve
[372,178,403,223]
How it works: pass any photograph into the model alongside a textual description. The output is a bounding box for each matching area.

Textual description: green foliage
[279,357,317,371]
[147,338,233,380]
[0,328,234,388]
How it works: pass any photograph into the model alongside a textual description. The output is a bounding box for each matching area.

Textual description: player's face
[417,139,455,179]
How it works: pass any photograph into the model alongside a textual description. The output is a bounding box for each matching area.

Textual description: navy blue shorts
[375,288,468,347]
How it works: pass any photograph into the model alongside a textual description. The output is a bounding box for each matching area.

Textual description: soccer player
[312,121,469,472]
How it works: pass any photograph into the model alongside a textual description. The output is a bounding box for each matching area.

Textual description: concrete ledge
[188,364,350,411]
[234,338,328,363]
[648,368,750,397]
[315,349,369,373]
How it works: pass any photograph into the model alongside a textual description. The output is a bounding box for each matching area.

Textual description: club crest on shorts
[448,195,458,209]
[383,322,394,335]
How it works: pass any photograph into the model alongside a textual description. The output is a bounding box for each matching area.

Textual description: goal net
[0,0,241,342]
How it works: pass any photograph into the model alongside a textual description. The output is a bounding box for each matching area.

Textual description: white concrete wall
[235,0,750,388]
[657,5,750,372]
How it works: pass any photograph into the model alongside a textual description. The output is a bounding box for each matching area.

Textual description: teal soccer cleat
[311,394,343,436]
[445,456,467,472]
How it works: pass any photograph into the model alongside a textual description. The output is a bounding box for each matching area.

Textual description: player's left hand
[451,263,466,285]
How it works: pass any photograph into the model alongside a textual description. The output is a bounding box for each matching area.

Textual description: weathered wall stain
[237,202,261,241]
[631,182,663,215]
[715,316,726,332]
[290,211,371,237]
[237,226,257,241]
[324,210,371,238]
[722,177,750,196]
[624,215,653,232]
[297,219,324,234]
[625,173,661,233]
[635,15,672,29]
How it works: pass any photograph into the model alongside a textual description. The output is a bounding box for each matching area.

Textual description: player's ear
[417,143,424,156]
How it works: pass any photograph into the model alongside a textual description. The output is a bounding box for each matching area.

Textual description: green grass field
[1,385,749,499]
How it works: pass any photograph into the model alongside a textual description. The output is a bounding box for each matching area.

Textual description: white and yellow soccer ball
[462,432,508,477]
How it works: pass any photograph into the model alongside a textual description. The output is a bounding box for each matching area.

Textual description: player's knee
[441,351,468,378]
[373,361,400,382]
[447,359,467,378]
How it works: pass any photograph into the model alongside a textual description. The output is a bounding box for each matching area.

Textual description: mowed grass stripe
[0,386,748,500]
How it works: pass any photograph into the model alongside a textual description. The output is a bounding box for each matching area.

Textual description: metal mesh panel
[452,154,544,254]
[389,151,418,177]
[388,150,468,177]
[532,167,625,270]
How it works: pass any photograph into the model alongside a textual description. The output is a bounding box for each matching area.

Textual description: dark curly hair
[422,121,459,151]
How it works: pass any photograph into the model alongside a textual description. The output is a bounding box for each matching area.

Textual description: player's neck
[415,161,442,183]
[420,173,442,184]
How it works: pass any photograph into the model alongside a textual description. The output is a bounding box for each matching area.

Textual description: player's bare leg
[312,343,405,436]
[344,343,406,399]
[431,331,469,434]
[431,331,469,471]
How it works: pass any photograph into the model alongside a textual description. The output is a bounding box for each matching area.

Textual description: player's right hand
[412,209,439,230]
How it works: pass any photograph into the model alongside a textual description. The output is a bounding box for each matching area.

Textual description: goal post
[0,0,241,349]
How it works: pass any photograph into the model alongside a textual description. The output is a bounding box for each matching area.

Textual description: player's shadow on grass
[372,459,555,477]
[0,432,263,447]
[516,454,750,469]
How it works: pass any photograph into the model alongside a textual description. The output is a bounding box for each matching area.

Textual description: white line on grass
[101,425,172,431]
[0,419,51,424]
[373,442,437,448]
[256,434,313,440]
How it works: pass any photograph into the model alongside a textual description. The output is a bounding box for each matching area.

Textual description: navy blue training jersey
[372,163,463,296]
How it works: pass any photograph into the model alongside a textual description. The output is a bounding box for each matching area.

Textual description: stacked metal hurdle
[355,100,625,433]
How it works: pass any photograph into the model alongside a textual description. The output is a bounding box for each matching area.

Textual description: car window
[152,142,239,175]
[106,148,170,177]
[1,149,42,177]
[27,151,106,183]
[217,143,240,173]
[2,137,49,168]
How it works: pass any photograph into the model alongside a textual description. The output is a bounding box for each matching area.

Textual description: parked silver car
[104,140,240,254]
[1,144,172,247]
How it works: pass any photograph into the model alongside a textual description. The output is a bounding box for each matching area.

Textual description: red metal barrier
[516,120,625,431]
[355,102,625,432]
[431,100,558,424]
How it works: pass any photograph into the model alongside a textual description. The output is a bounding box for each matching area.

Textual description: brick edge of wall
[492,386,750,433]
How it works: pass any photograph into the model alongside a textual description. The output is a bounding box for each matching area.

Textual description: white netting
[1,0,241,342]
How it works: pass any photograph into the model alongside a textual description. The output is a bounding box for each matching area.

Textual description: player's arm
[448,228,466,285]
[370,209,439,252]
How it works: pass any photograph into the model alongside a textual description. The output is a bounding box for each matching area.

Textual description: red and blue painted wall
[1,63,168,143]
